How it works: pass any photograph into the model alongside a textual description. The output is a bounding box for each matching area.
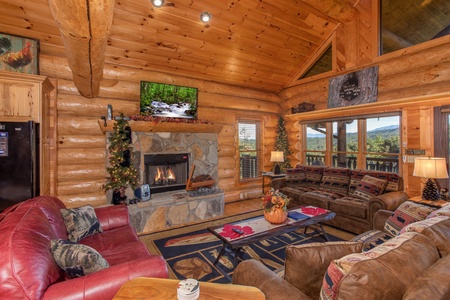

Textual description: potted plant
[261,188,290,224]
[103,114,138,204]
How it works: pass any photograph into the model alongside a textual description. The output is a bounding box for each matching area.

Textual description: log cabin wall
[3,0,450,208]
[280,0,450,197]
[40,55,282,207]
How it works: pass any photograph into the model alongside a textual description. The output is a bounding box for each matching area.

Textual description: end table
[408,196,449,208]
[262,172,285,193]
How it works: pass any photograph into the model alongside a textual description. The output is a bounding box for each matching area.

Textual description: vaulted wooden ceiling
[2,0,448,98]
[1,0,356,97]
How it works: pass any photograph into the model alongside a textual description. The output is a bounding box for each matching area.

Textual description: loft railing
[306,154,399,173]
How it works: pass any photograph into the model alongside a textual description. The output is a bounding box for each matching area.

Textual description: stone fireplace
[112,130,224,234]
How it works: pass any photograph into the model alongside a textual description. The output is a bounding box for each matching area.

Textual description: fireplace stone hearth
[127,189,224,234]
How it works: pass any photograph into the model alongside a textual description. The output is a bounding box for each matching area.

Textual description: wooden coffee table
[113,277,265,300]
[208,206,335,280]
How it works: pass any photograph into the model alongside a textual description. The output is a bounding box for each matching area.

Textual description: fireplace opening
[144,153,189,194]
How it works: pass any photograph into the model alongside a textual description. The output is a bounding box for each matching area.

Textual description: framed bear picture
[0,33,39,75]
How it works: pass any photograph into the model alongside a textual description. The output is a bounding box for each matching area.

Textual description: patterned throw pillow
[60,205,103,242]
[353,175,387,200]
[319,167,350,194]
[303,166,324,186]
[285,168,306,183]
[427,205,450,219]
[50,239,109,278]
[384,201,436,236]
[350,229,393,251]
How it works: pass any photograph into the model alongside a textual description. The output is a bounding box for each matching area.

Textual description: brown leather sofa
[233,213,450,300]
[273,164,409,234]
[0,195,169,300]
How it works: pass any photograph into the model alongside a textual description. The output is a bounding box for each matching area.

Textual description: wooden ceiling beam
[300,0,359,24]
[48,0,115,98]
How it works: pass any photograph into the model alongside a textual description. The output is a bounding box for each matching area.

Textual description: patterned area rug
[152,227,341,283]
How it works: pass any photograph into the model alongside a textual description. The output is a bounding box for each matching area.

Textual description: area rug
[151,226,342,283]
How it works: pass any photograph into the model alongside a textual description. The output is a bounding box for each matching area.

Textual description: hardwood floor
[224,198,262,216]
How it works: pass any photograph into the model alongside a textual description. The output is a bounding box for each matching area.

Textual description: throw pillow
[60,205,103,242]
[350,229,393,251]
[384,201,436,236]
[427,204,450,219]
[50,239,109,278]
[285,168,306,183]
[353,175,387,200]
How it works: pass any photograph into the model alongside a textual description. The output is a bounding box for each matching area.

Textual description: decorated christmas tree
[103,114,138,204]
[273,116,292,173]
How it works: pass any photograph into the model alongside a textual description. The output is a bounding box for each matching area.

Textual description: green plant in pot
[103,114,138,205]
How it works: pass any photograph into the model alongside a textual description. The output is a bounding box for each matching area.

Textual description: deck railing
[240,154,258,178]
[306,154,399,173]
[240,154,399,178]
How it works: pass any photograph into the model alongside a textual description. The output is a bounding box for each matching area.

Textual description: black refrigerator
[0,121,39,211]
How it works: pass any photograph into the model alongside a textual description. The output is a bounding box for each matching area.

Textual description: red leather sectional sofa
[0,195,168,300]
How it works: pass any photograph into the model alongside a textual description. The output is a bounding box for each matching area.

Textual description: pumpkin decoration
[261,188,290,224]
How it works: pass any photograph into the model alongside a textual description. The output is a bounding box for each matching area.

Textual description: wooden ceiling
[0,0,352,96]
[1,0,448,97]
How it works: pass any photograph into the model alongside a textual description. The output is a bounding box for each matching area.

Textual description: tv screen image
[140,81,198,119]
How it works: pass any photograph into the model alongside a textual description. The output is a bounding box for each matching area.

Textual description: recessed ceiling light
[200,12,211,23]
[151,0,164,7]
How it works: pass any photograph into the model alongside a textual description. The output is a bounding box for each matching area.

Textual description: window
[365,116,400,173]
[332,120,358,168]
[305,122,327,166]
[303,115,401,173]
[380,0,450,55]
[299,45,332,80]
[238,120,262,180]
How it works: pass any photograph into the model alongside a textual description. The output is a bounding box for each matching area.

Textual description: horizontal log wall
[40,55,282,207]
[280,0,450,197]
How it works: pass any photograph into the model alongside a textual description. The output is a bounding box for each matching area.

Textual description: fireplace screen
[144,153,189,194]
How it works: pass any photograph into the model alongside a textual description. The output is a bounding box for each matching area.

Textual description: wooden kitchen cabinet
[0,71,56,196]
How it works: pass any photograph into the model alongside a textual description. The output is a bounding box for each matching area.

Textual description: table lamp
[270,151,284,175]
[413,157,448,201]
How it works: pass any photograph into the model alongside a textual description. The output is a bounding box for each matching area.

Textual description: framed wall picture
[0,33,39,75]
[328,66,378,108]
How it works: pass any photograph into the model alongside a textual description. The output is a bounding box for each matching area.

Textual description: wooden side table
[262,172,286,193]
[113,277,266,300]
[408,196,449,208]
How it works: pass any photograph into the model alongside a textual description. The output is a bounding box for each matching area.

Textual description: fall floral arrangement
[261,188,290,213]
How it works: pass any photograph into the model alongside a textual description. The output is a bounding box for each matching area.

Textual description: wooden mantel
[98,120,223,134]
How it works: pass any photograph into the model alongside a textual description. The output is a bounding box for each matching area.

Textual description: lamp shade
[413,157,449,179]
[270,151,284,162]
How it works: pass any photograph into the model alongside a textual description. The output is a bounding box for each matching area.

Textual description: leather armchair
[233,241,363,300]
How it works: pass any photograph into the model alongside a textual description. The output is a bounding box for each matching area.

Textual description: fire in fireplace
[144,153,189,194]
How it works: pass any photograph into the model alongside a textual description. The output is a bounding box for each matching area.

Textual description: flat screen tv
[140,81,198,119]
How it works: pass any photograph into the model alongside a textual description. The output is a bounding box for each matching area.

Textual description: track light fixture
[151,0,164,7]
[200,12,212,23]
